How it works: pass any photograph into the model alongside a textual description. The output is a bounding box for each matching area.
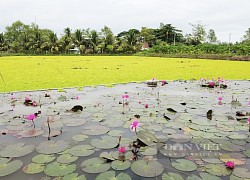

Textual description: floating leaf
[111,160,131,171]
[90,136,118,149]
[32,154,55,164]
[0,160,23,177]
[171,159,197,172]
[68,145,94,157]
[82,125,110,135]
[62,118,86,127]
[137,130,158,146]
[57,154,78,164]
[232,168,250,179]
[199,172,222,180]
[219,153,246,165]
[0,143,35,158]
[100,152,116,161]
[36,140,70,154]
[44,162,76,177]
[108,130,124,137]
[17,128,44,138]
[204,164,232,176]
[243,149,250,158]
[96,171,131,180]
[131,160,163,177]
[72,134,88,142]
[23,163,44,174]
[140,147,158,156]
[81,157,110,173]
[62,173,86,180]
[186,174,202,180]
[162,172,184,180]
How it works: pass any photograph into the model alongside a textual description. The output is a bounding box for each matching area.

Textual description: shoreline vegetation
[0,56,249,93]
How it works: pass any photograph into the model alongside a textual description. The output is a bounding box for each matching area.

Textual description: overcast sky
[1,0,249,42]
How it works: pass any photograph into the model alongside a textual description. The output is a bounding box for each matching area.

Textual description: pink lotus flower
[247,118,250,124]
[152,77,155,81]
[122,94,129,99]
[26,114,36,121]
[161,80,167,86]
[209,81,215,86]
[32,101,37,106]
[218,97,223,101]
[145,104,149,108]
[76,95,79,100]
[225,161,234,169]
[25,97,30,101]
[130,120,139,131]
[248,101,250,106]
[118,146,126,154]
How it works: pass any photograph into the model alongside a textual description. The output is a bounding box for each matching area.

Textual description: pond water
[0,80,250,180]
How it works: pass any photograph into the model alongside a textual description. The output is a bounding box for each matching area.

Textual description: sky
[0,0,249,43]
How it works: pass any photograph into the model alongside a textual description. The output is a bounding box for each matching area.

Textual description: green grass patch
[0,56,249,92]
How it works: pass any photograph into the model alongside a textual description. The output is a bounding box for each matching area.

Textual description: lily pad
[0,159,23,177]
[44,162,76,177]
[68,145,95,157]
[137,130,158,146]
[162,172,184,180]
[0,143,35,158]
[199,172,222,180]
[219,153,246,165]
[81,157,110,173]
[171,159,197,172]
[32,154,56,164]
[90,136,118,149]
[23,163,45,174]
[232,168,250,179]
[131,160,164,177]
[95,171,131,180]
[204,164,232,176]
[57,154,78,164]
[62,118,86,127]
[140,147,158,156]
[62,173,86,180]
[108,130,124,137]
[82,125,110,135]
[111,160,131,171]
[36,140,70,154]
[186,174,202,180]
[72,134,88,142]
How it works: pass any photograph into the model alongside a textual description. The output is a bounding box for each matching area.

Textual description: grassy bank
[0,56,249,92]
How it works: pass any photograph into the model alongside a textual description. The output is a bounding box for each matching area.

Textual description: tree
[241,28,250,44]
[140,27,155,46]
[188,22,207,45]
[0,32,8,51]
[101,26,114,53]
[207,29,217,44]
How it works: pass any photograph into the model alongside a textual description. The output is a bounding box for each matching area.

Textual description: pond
[0,80,250,180]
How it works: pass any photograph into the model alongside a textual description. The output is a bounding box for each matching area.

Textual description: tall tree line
[0,20,249,55]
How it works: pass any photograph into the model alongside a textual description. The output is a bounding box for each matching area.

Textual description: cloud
[0,0,249,42]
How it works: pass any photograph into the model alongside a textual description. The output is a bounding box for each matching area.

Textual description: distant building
[141,42,149,50]
[70,47,80,54]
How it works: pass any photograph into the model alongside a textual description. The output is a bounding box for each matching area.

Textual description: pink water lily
[225,161,234,169]
[248,101,250,106]
[209,81,215,86]
[32,101,37,107]
[25,97,30,101]
[161,80,167,86]
[118,146,126,154]
[247,117,250,124]
[26,114,36,121]
[145,104,149,108]
[122,94,129,99]
[76,95,79,100]
[218,97,223,101]
[130,120,139,132]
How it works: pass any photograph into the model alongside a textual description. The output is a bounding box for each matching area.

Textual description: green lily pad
[57,154,78,164]
[0,159,23,177]
[36,140,70,154]
[162,172,184,180]
[199,172,222,180]
[204,164,232,176]
[90,136,118,149]
[147,125,163,131]
[131,160,163,177]
[23,163,45,174]
[68,145,95,157]
[81,157,110,173]
[229,174,250,180]
[62,173,86,180]
[72,134,88,142]
[62,118,87,127]
[233,168,250,179]
[100,152,116,161]
[140,147,158,156]
[137,130,158,146]
[243,149,250,157]
[44,162,76,177]
[111,160,131,171]
[187,174,202,180]
[82,125,110,135]
[108,130,124,137]
[0,143,35,158]
[32,154,56,164]
[95,171,131,180]
[171,159,197,172]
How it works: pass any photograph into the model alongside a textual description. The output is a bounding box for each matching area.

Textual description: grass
[0,56,249,92]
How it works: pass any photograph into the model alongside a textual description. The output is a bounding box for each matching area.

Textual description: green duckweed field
[0,56,249,92]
